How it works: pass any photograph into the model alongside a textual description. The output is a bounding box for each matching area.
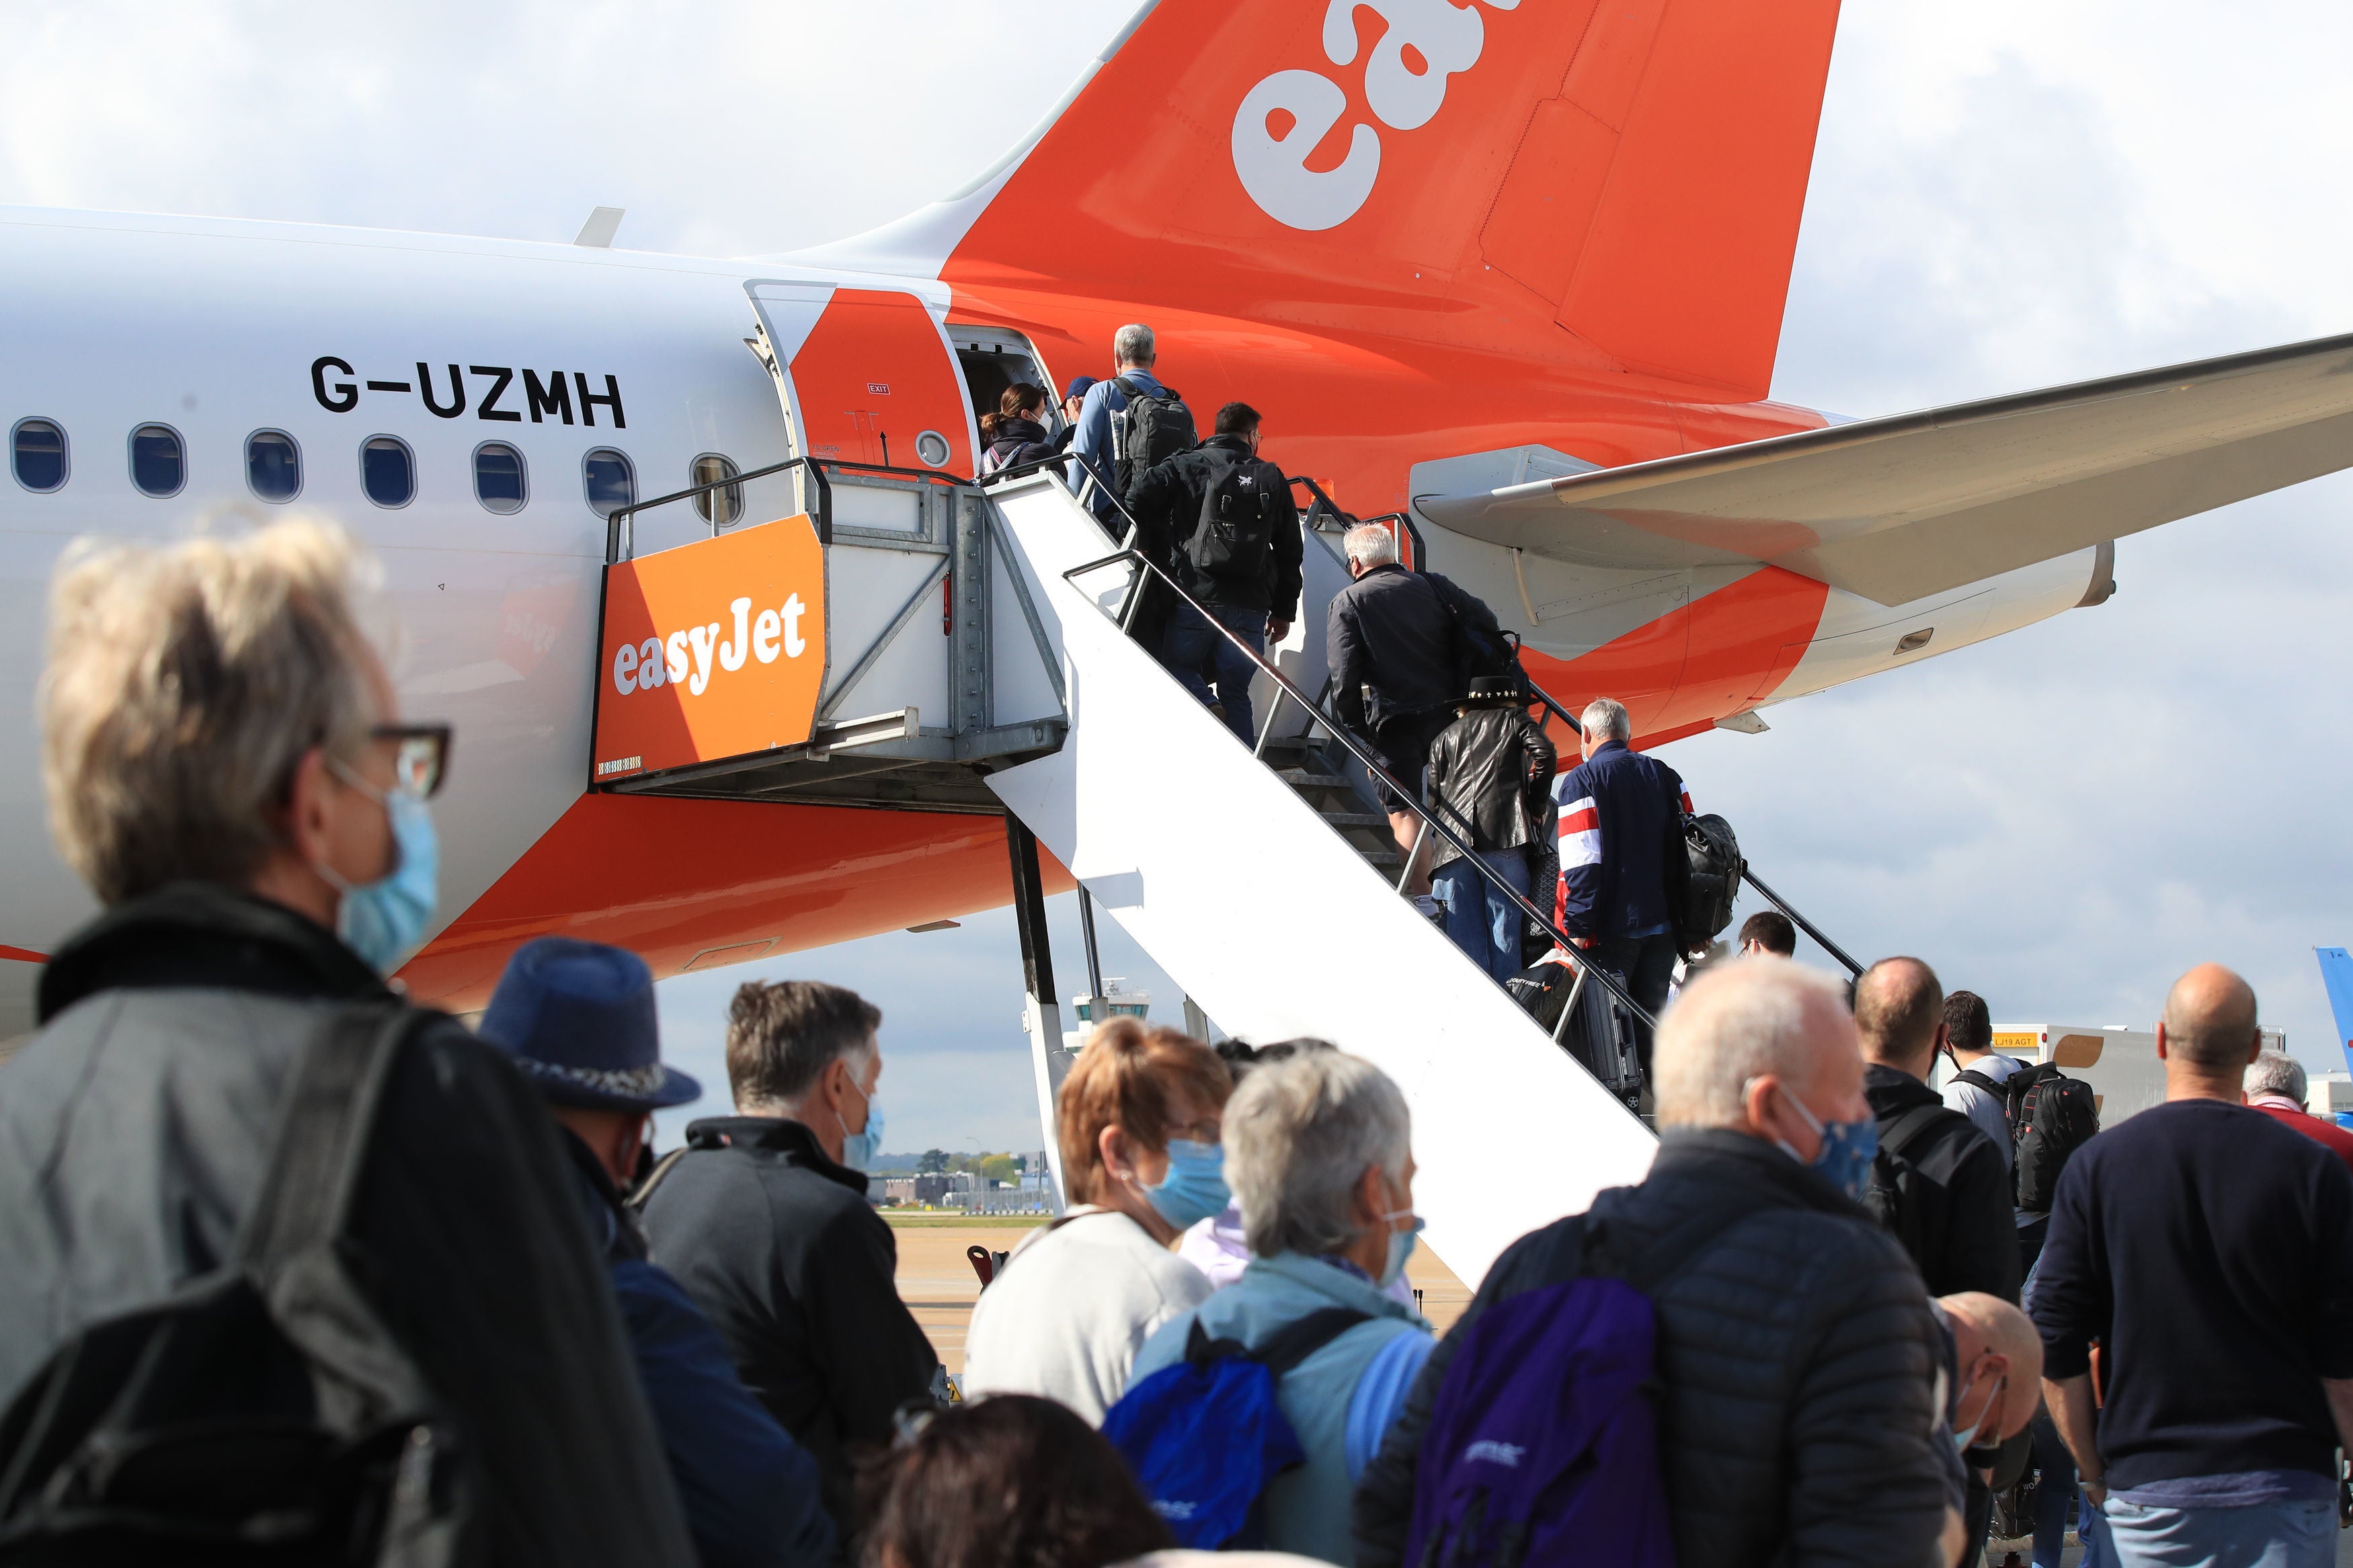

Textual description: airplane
[6,0,2352,1044]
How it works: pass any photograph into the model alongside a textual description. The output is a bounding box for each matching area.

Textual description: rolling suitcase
[1506,952,1643,1108]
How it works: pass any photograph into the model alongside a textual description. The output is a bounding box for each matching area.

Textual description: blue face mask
[1777,1084,1879,1202]
[321,764,439,975]
[839,1075,883,1171]
[1380,1210,1425,1288]
[1143,1139,1231,1231]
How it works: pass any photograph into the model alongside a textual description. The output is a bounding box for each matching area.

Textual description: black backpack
[1956,1062,2100,1212]
[1187,451,1283,581]
[1110,376,1197,497]
[1425,574,1528,700]
[1665,813,1743,957]
[1862,1102,1962,1264]
[0,1007,474,1567]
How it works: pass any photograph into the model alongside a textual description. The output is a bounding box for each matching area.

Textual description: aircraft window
[474,442,527,514]
[362,436,415,508]
[11,419,67,493]
[692,454,742,527]
[584,448,635,518]
[130,424,186,498]
[246,430,301,502]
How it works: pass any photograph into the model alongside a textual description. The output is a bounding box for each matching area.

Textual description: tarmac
[886,1214,1473,1374]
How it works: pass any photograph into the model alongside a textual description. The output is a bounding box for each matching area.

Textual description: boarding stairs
[590,457,1847,1286]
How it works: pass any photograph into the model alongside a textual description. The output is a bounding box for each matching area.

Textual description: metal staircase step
[1278,771,1354,788]
[1316,811,1388,828]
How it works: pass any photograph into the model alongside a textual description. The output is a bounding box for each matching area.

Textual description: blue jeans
[2030,1412,2080,1566]
[2100,1495,2335,1567]
[1162,602,1264,745]
[1433,852,1532,984]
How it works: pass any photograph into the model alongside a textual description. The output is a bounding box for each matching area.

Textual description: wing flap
[1417,332,2353,605]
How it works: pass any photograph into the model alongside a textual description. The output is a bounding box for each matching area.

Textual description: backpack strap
[1951,1069,2001,1095]
[234,1004,425,1275]
[625,1145,692,1214]
[1180,1306,1373,1376]
[1879,1102,1954,1163]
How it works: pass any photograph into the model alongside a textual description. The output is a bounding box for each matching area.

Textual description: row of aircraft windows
[7,418,748,524]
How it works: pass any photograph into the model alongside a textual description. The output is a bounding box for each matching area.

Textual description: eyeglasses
[371,724,452,800]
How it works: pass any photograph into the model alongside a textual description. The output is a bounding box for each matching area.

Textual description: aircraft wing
[1417,332,2353,606]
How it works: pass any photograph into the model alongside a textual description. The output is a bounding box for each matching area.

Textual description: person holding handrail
[1553,696,1692,1083]
[1123,401,1302,745]
[1326,523,1460,901]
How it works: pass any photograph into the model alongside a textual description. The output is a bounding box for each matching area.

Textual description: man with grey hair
[2245,1048,2353,1174]
[1359,958,1958,1568]
[1070,321,1193,526]
[1130,1049,1431,1565]
[0,520,694,1565]
[2033,963,2353,1567]
[1326,522,1470,898]
[1550,692,1693,1081]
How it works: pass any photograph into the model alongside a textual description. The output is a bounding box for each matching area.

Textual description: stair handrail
[1513,667,1866,979]
[604,456,992,564]
[1060,544,1659,1034]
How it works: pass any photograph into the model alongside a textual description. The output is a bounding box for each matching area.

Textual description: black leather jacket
[1423,704,1557,871]
[1355,1130,1951,1568]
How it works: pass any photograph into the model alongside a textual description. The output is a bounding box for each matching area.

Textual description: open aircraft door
[746,281,976,477]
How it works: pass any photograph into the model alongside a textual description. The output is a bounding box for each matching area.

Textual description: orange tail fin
[942,0,1841,400]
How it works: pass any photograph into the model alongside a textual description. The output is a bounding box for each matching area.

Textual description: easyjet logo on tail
[1232,0,1520,231]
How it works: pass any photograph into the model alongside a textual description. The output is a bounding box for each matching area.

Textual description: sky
[7,0,2349,1153]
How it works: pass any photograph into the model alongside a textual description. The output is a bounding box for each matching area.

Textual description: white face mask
[1952,1370,2005,1452]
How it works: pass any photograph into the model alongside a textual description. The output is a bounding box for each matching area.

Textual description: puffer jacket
[1353,1129,1951,1568]
[1423,704,1557,872]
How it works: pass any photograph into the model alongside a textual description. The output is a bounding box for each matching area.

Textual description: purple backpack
[1405,1216,1710,1568]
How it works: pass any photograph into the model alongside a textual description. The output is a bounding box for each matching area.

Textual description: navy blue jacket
[2028,1100,2353,1491]
[1552,739,1689,941]
[565,1132,838,1568]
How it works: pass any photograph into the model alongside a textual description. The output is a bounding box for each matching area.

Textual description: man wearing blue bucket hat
[482,937,836,1568]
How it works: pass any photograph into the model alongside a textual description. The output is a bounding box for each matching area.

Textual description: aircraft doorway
[950,326,1064,448]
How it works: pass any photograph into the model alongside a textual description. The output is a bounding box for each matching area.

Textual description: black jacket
[0,882,694,1568]
[1423,704,1557,872]
[640,1116,938,1536]
[1327,563,1458,733]
[1553,738,1687,942]
[982,415,1059,475]
[1864,1065,2022,1303]
[1121,433,1304,620]
[1355,1130,1951,1568]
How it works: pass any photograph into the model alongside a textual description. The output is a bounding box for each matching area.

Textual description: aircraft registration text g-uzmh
[311,357,627,427]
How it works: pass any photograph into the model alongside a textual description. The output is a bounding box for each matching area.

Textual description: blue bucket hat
[478,936,701,1112]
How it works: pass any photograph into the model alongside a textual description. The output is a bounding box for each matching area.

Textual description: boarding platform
[590,456,1677,1282]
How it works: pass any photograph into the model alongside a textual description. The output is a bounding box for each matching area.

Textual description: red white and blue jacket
[1553,739,1691,942]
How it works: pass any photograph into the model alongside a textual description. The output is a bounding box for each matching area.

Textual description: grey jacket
[0,882,695,1568]
[1354,1129,1952,1568]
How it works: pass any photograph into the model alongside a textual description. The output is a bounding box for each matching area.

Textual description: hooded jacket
[0,881,694,1568]
[638,1116,939,1538]
[1354,1129,1952,1568]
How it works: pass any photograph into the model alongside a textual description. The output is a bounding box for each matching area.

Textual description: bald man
[2030,964,2353,1568]
[1855,957,2020,1305]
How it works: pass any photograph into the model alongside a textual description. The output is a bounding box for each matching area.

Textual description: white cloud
[9,0,2348,1145]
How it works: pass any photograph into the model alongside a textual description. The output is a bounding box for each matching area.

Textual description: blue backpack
[1406,1214,1728,1568]
[1102,1307,1369,1549]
